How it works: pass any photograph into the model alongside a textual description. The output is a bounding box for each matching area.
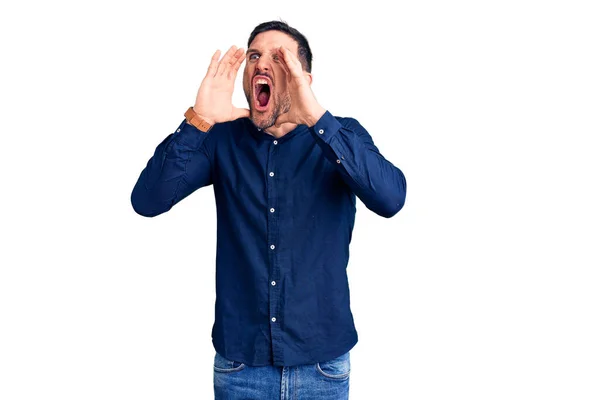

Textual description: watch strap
[184,107,213,132]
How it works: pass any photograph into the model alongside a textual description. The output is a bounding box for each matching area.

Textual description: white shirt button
[271,317,277,322]
[176,128,181,132]
[269,172,274,177]
[273,140,278,145]
[270,208,275,213]
[270,244,275,250]
[318,129,324,134]
[258,128,261,131]
[336,159,341,163]
[271,280,276,286]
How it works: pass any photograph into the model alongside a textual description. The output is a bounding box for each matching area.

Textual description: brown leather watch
[184,107,213,132]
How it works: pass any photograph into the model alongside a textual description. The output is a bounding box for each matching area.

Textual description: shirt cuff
[309,110,343,144]
[173,118,210,150]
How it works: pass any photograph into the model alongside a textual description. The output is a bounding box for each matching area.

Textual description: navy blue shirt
[131,110,407,366]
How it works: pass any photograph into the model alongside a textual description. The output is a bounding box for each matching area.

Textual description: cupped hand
[193,45,250,125]
[273,46,325,128]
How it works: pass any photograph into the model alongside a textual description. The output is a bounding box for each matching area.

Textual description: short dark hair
[247,20,313,73]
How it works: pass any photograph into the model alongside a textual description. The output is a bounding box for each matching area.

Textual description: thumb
[232,107,250,120]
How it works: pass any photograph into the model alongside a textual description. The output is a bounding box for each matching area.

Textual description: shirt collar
[243,118,308,144]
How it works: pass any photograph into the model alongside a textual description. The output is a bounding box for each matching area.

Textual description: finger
[225,47,243,77]
[227,48,246,80]
[217,45,237,76]
[232,107,251,120]
[231,48,246,73]
[276,47,291,79]
[216,45,238,76]
[279,46,302,78]
[206,49,221,78]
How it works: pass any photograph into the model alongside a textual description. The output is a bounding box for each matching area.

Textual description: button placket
[266,137,282,360]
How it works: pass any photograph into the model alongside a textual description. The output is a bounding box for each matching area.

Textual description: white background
[1,0,599,399]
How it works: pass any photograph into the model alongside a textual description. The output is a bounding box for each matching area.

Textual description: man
[131,20,407,400]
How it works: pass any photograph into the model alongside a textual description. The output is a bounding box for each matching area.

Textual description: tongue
[258,92,269,107]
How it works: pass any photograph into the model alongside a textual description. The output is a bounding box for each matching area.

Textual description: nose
[256,53,271,73]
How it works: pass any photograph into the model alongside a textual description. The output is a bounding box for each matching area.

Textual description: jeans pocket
[213,351,246,373]
[316,351,351,380]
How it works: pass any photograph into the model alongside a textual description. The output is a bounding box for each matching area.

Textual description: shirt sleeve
[130,118,213,217]
[309,110,407,218]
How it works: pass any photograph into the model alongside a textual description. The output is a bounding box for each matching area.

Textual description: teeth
[255,78,269,85]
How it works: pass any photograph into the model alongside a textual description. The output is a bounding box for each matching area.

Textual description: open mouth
[253,77,272,111]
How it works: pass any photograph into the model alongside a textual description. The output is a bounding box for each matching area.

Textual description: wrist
[184,106,214,132]
[191,107,215,126]
[306,106,326,127]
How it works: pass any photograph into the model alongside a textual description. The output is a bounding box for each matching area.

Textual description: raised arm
[130,45,250,217]
[310,112,407,218]
[130,119,213,217]
[269,45,406,218]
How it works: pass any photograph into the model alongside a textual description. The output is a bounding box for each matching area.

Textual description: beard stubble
[244,86,291,130]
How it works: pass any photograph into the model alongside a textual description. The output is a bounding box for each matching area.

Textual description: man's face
[243,30,299,130]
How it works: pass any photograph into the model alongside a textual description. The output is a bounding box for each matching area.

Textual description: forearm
[310,111,407,218]
[131,118,212,217]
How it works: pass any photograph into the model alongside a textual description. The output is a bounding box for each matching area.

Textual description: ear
[304,72,313,86]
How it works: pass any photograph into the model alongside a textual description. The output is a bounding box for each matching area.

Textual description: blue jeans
[213,350,351,399]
